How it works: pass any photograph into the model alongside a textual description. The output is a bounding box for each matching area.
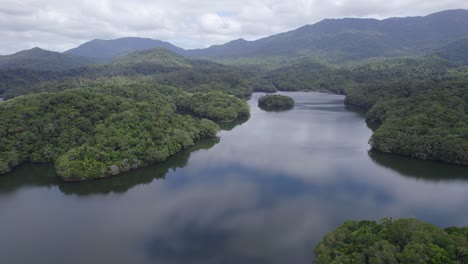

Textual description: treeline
[314,218,468,264]
[0,82,249,180]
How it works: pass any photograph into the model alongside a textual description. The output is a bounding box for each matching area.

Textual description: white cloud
[0,0,467,54]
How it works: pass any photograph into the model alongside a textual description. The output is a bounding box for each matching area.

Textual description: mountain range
[1,9,467,72]
[186,9,468,61]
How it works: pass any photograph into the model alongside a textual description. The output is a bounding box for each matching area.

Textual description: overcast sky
[0,0,467,55]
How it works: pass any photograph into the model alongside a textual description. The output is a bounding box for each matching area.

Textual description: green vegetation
[258,94,295,111]
[314,218,468,264]
[112,48,192,68]
[0,82,249,180]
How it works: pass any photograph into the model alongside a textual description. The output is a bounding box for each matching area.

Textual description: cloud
[0,0,467,54]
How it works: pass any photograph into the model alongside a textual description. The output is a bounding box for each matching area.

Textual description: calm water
[1,92,468,264]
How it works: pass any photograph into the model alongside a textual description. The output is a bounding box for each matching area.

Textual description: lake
[1,92,467,264]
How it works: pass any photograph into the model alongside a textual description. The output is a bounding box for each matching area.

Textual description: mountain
[65,37,185,60]
[185,9,468,62]
[433,38,468,65]
[0,47,98,71]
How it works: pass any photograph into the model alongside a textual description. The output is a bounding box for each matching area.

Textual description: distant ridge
[6,9,468,64]
[0,47,98,71]
[184,9,468,61]
[65,37,185,60]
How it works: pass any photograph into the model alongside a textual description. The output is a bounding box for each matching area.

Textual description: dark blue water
[1,92,467,264]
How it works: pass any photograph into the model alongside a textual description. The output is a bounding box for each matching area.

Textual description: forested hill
[0,48,252,99]
[65,37,185,60]
[186,9,468,62]
[0,47,99,71]
[0,83,249,180]
[111,48,192,68]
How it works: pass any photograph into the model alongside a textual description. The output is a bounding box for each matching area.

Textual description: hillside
[0,48,98,71]
[111,48,192,68]
[433,38,468,65]
[65,37,185,60]
[186,9,468,62]
[0,49,252,99]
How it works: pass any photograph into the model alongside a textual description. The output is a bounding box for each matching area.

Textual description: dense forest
[313,218,468,263]
[258,94,295,110]
[0,82,249,180]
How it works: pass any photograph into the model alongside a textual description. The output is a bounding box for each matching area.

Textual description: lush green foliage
[0,82,248,180]
[258,94,295,110]
[177,91,250,122]
[314,218,468,264]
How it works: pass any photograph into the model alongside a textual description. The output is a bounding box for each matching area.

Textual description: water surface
[1,92,467,264]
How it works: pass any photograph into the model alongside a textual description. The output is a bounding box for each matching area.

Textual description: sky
[0,0,467,55]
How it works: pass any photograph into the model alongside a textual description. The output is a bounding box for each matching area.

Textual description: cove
[0,92,467,264]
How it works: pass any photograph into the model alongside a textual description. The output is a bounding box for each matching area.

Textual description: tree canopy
[0,82,249,180]
[258,94,295,111]
[314,218,468,264]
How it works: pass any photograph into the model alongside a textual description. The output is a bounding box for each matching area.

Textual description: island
[258,94,295,111]
[313,218,468,263]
